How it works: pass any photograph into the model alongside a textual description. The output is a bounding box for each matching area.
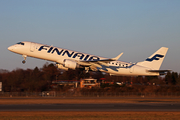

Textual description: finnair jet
[8,41,170,76]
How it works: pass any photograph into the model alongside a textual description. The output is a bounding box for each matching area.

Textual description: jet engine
[56,59,79,70]
[63,59,79,70]
[56,63,68,71]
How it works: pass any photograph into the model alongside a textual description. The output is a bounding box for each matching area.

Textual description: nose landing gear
[22,60,26,64]
[22,55,27,64]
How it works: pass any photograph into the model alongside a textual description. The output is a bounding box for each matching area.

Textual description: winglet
[112,52,123,61]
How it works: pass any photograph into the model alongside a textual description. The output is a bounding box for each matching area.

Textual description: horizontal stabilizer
[147,69,171,75]
[147,70,171,73]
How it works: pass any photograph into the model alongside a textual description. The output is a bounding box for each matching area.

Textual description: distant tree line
[0,62,180,92]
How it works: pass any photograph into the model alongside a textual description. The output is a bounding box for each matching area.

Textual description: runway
[1,103,180,111]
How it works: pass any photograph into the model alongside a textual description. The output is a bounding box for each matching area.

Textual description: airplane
[8,41,170,76]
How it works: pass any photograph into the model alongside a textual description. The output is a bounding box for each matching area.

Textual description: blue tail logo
[146,54,164,62]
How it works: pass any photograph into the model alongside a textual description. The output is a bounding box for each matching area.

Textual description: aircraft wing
[78,52,123,68]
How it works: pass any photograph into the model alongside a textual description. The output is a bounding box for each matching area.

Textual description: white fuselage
[8,41,160,76]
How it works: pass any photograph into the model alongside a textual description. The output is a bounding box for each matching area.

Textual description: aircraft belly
[105,68,131,76]
[103,67,159,76]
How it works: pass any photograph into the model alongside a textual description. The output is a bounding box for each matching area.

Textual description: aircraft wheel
[22,60,26,64]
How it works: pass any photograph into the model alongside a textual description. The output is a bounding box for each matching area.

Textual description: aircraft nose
[8,46,14,51]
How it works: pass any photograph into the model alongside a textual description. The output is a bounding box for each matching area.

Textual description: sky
[0,0,180,73]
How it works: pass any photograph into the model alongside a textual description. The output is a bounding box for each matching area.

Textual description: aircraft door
[30,42,36,52]
[130,66,134,73]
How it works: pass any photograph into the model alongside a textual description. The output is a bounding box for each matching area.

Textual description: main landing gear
[22,55,27,64]
[85,67,89,73]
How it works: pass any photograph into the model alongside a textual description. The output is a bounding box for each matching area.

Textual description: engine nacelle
[56,64,68,71]
[64,59,79,70]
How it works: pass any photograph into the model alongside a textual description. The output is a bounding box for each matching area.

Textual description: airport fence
[1,91,180,97]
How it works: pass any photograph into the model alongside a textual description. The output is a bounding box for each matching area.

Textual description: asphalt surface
[1,103,180,111]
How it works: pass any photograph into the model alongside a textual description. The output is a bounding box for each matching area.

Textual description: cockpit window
[17,42,25,45]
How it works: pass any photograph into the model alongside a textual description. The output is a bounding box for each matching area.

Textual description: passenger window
[126,64,128,67]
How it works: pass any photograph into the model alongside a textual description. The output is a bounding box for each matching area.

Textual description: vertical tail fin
[137,47,168,70]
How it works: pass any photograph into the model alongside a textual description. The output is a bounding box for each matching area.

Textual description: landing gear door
[30,42,36,52]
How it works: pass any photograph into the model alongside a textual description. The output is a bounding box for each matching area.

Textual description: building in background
[80,78,100,89]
